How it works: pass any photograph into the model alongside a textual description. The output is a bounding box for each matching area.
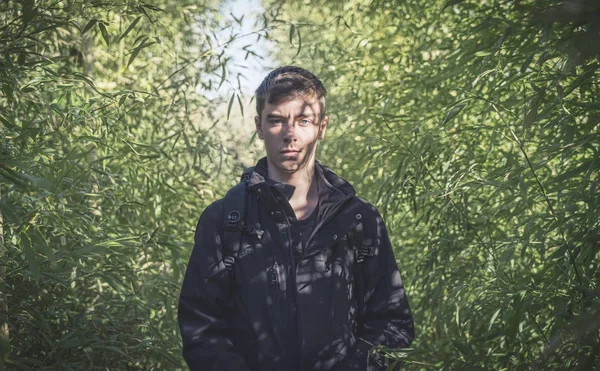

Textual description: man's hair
[255,66,327,119]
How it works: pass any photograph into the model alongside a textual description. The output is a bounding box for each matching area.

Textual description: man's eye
[268,119,283,125]
[299,119,311,126]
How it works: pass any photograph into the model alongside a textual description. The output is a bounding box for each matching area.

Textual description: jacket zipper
[278,194,353,369]
[290,195,353,369]
[283,213,303,370]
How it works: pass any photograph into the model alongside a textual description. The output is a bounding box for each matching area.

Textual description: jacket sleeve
[344,210,415,371]
[178,206,253,371]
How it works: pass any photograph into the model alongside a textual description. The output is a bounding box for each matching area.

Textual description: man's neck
[267,160,314,187]
[266,159,319,220]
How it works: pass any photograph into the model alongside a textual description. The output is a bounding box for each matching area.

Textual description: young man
[178,66,414,371]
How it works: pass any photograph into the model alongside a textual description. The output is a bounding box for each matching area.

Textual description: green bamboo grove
[1,0,599,369]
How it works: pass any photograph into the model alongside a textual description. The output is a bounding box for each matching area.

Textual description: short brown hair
[255,66,327,119]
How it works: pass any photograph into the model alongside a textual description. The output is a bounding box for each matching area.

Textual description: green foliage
[0,0,246,368]
[2,0,599,369]
[267,0,600,369]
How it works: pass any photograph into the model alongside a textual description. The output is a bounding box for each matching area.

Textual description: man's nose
[283,122,297,142]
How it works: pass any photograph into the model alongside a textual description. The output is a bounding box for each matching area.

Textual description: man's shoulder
[201,182,247,222]
[204,197,225,211]
[199,197,226,225]
[348,195,382,219]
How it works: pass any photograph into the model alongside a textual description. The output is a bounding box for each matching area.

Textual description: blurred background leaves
[1,0,599,369]
[267,0,599,369]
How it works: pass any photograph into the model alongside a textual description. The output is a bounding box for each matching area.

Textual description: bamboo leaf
[289,24,295,45]
[444,0,465,9]
[563,65,597,97]
[140,3,165,12]
[127,41,156,68]
[218,63,226,90]
[98,21,110,46]
[488,308,501,331]
[118,16,142,42]
[523,89,546,128]
[82,19,97,35]
[440,103,466,126]
[22,0,35,24]
[294,26,302,58]
[472,69,496,87]
[227,93,235,121]
[237,94,244,117]
[21,234,40,282]
[475,50,493,57]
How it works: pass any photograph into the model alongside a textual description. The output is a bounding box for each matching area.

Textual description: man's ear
[318,115,328,140]
[255,116,264,140]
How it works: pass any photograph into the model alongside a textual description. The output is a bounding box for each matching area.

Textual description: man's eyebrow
[265,112,317,119]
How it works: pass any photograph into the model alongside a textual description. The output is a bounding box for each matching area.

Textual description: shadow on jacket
[178,158,414,370]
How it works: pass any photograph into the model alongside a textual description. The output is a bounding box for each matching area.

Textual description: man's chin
[268,155,313,174]
[278,160,310,174]
[279,163,300,173]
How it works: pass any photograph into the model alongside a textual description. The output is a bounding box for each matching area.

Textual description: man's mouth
[280,149,299,154]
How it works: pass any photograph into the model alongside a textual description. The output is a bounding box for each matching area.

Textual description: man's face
[255,95,327,176]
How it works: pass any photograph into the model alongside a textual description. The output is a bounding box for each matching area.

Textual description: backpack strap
[222,167,254,272]
[222,168,254,309]
[350,220,376,317]
[222,184,246,272]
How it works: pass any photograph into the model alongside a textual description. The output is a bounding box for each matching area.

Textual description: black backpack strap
[222,182,247,272]
[221,167,254,309]
[222,167,254,272]
[351,220,376,317]
[350,221,366,317]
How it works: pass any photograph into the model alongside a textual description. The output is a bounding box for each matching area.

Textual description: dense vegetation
[269,0,600,369]
[0,0,250,368]
[1,0,598,370]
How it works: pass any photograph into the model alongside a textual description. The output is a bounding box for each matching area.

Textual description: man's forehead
[264,97,320,116]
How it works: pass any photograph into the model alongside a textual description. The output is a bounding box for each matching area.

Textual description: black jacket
[178,158,414,371]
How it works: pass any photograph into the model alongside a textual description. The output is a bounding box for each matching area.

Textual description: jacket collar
[245,157,355,205]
